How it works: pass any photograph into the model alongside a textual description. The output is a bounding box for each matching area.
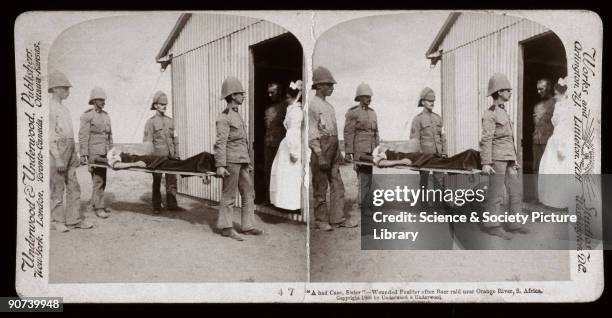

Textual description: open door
[250,33,303,204]
[520,32,567,202]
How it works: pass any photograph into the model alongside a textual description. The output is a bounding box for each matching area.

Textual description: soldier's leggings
[152,173,177,209]
[483,160,524,230]
[310,152,346,224]
[419,171,444,191]
[216,163,255,231]
[89,163,107,209]
[50,138,82,226]
[356,164,373,209]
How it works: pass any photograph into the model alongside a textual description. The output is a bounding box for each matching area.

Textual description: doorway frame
[247,33,308,221]
[518,30,561,171]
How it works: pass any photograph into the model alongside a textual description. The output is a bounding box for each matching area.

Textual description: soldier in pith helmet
[79,86,113,219]
[143,90,182,214]
[344,82,379,210]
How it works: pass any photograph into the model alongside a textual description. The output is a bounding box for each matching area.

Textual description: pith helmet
[48,71,72,92]
[487,73,512,96]
[417,87,436,107]
[311,66,337,89]
[150,90,168,110]
[220,76,245,100]
[354,83,373,102]
[88,86,107,105]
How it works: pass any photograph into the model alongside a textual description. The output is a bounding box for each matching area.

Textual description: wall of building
[167,14,304,219]
[438,13,549,155]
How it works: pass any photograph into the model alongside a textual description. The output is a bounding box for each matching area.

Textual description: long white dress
[538,97,574,208]
[270,102,303,210]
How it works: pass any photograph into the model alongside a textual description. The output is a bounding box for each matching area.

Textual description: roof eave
[425,12,461,59]
[155,13,192,63]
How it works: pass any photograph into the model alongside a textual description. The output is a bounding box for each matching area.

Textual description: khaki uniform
[309,95,346,224]
[50,100,82,225]
[479,103,523,229]
[263,101,287,203]
[214,107,255,231]
[144,113,179,209]
[410,110,447,154]
[479,104,517,164]
[344,104,379,207]
[410,110,447,191]
[79,108,113,210]
[532,97,555,200]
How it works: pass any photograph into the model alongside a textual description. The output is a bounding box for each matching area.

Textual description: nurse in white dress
[270,80,303,210]
[538,77,573,209]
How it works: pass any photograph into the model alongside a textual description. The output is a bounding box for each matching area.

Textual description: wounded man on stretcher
[103,147,217,181]
[361,139,482,171]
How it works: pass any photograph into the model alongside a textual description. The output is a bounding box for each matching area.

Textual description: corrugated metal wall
[439,12,521,53]
[168,14,306,222]
[439,13,549,156]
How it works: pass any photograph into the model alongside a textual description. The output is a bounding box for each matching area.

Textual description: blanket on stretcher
[360,149,482,171]
[94,152,216,174]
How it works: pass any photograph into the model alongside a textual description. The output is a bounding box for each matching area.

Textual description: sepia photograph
[45,12,307,283]
[308,11,598,282]
[13,10,603,303]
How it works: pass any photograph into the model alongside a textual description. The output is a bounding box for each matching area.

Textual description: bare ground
[309,163,571,282]
[50,166,307,283]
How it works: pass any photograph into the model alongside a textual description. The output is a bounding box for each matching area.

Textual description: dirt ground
[309,163,571,282]
[50,165,307,283]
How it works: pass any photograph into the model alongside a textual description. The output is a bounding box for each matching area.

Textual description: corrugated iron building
[156,13,307,222]
[426,12,565,166]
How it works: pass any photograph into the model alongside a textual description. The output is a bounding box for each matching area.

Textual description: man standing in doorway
[214,77,263,241]
[79,86,113,219]
[344,83,379,211]
[309,66,357,231]
[263,82,287,205]
[532,78,555,202]
[480,73,530,239]
[143,91,182,214]
[49,71,93,232]
[410,87,447,194]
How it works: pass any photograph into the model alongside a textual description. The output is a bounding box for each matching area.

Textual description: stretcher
[88,163,219,178]
[351,160,482,175]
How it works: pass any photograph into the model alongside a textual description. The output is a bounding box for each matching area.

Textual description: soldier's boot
[167,205,185,212]
[52,221,70,233]
[486,226,514,240]
[507,224,531,234]
[95,208,110,219]
[241,228,264,235]
[166,191,182,211]
[333,218,358,229]
[222,228,245,241]
[316,221,333,232]
[70,219,94,229]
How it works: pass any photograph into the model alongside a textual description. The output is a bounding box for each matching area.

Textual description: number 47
[278,288,294,296]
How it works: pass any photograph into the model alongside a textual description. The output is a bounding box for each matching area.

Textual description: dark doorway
[520,32,567,201]
[250,33,303,204]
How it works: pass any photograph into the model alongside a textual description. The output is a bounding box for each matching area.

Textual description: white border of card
[15,10,603,303]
